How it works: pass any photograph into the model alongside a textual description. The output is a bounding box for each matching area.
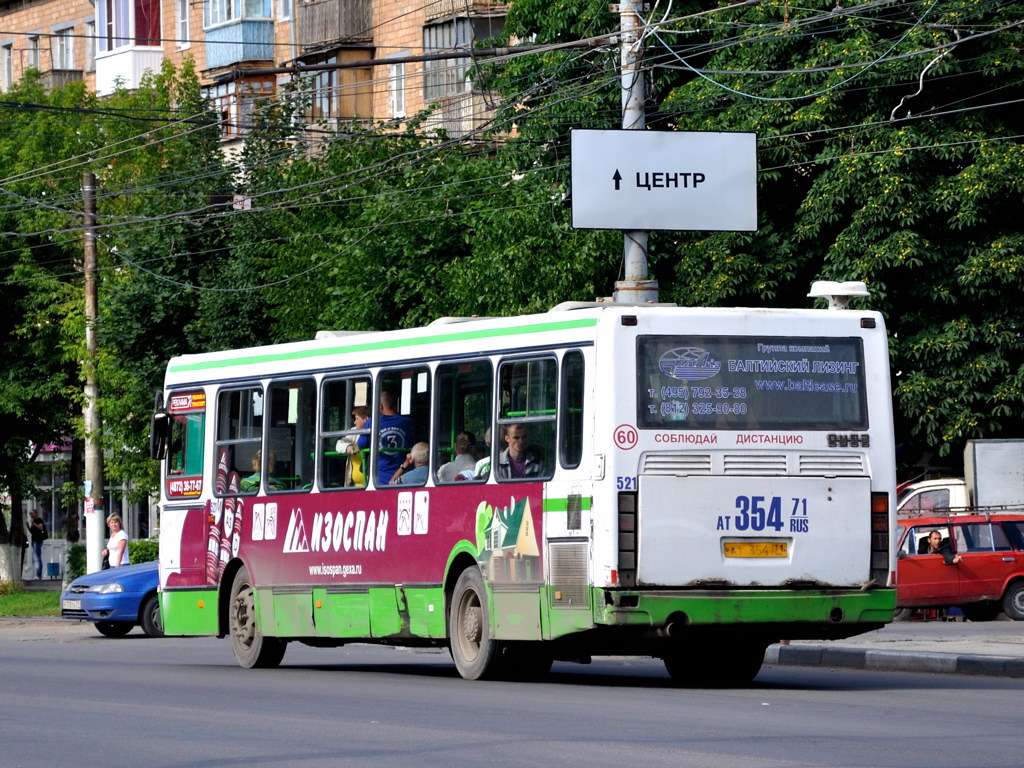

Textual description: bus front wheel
[449,567,502,680]
[229,566,287,669]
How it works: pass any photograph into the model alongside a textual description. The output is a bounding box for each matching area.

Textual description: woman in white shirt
[102,514,130,568]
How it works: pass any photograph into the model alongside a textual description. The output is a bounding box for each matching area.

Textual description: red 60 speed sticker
[614,424,638,450]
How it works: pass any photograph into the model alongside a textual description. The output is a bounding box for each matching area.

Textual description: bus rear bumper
[597,588,896,638]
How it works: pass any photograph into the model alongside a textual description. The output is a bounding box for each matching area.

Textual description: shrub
[130,538,159,564]
[66,544,86,581]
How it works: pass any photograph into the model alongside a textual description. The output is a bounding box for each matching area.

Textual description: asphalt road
[3,620,1024,768]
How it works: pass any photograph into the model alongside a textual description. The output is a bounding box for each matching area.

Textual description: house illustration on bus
[478,496,540,583]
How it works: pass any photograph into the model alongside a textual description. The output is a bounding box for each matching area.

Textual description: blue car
[60,560,163,637]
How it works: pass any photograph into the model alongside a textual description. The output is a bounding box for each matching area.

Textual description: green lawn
[0,588,61,617]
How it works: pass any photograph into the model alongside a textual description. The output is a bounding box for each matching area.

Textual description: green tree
[482,0,1024,458]
[0,61,230,525]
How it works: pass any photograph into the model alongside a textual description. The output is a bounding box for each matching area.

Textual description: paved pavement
[765,617,1024,677]
[3,612,1023,677]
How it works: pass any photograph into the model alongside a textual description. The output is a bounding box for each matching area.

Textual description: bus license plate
[723,541,788,558]
[62,599,81,611]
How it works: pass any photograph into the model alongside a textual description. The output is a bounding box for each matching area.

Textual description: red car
[896,513,1024,621]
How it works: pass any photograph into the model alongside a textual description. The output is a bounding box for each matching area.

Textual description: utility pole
[83,172,105,573]
[614,0,659,304]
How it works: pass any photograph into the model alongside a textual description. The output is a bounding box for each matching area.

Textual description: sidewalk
[765,618,1024,677]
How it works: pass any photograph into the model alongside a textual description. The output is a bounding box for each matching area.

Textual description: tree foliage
[1,0,1022,508]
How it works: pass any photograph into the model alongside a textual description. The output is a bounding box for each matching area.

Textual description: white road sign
[570,129,758,232]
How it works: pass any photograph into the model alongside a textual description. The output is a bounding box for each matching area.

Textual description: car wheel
[229,566,287,668]
[1002,581,1024,621]
[95,621,133,637]
[140,593,164,637]
[961,602,1000,622]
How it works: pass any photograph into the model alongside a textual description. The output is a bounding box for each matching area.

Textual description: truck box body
[965,439,1024,508]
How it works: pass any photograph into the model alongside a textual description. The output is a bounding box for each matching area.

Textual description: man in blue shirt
[376,391,414,485]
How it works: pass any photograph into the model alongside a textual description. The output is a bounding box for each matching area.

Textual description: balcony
[40,69,83,91]
[95,46,163,95]
[204,20,276,70]
[426,0,508,23]
[296,0,372,50]
[423,90,498,140]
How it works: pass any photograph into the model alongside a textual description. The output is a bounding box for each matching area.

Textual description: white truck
[897,439,1024,513]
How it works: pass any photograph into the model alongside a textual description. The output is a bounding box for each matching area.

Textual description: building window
[304,58,338,121]
[52,28,76,70]
[204,77,275,138]
[98,0,161,52]
[84,21,96,71]
[1,44,13,90]
[176,0,190,47]
[389,61,405,118]
[205,0,272,27]
[27,36,40,70]
[296,52,372,124]
[423,15,503,101]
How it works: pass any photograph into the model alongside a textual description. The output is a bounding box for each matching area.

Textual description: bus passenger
[495,424,541,479]
[241,450,280,492]
[377,391,414,485]
[340,406,370,486]
[438,431,476,482]
[391,442,430,485]
[469,427,492,479]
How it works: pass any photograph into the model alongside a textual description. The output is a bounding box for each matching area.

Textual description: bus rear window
[637,335,867,431]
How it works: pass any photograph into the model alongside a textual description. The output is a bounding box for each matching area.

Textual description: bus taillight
[870,491,890,585]
[618,492,636,588]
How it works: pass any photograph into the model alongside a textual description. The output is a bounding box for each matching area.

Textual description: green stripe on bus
[169,317,600,374]
[543,497,593,512]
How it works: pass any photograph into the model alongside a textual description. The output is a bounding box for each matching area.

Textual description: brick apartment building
[0,0,507,144]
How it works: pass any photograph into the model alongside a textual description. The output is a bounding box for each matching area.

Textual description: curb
[765,644,1024,677]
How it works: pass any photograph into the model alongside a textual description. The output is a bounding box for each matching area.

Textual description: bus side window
[319,376,371,490]
[497,357,556,481]
[267,379,316,492]
[378,367,430,486]
[215,387,263,494]
[560,350,585,469]
[168,408,205,477]
[434,360,491,484]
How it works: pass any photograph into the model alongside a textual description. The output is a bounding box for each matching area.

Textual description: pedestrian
[101,514,130,568]
[28,509,48,580]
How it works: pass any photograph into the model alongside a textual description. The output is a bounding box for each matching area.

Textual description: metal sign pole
[614,0,659,304]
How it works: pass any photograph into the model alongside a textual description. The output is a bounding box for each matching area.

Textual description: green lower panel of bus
[161,589,221,636]
[163,585,452,639]
[597,588,897,629]
[162,583,893,643]
[306,586,448,639]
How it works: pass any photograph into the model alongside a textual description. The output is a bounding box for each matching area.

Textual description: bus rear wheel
[663,639,767,687]
[229,566,286,668]
[449,567,503,680]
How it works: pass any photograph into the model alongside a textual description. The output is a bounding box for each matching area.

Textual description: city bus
[151,284,896,684]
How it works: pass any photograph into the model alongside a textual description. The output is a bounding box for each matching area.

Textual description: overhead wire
[4,0,1019,288]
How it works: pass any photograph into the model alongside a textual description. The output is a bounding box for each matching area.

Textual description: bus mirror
[150,410,170,461]
[150,390,169,461]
